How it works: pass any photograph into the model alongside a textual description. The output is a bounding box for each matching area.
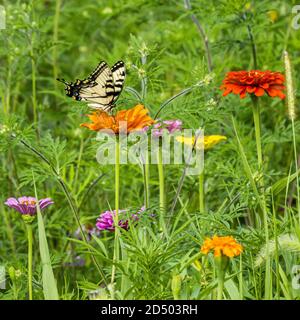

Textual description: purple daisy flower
[5,196,54,215]
[96,206,145,232]
[96,210,128,231]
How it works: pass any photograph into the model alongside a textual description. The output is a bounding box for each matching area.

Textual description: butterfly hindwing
[111,61,126,103]
[57,60,126,112]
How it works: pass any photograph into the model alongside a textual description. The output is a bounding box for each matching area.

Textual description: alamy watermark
[0,266,5,289]
[0,6,5,30]
[292,5,300,30]
[292,265,300,290]
[95,127,204,176]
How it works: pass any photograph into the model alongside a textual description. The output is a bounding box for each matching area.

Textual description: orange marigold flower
[80,104,155,134]
[221,70,285,99]
[201,235,243,258]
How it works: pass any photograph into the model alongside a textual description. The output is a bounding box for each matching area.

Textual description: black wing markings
[57,60,126,111]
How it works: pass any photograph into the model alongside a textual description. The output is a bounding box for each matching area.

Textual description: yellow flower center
[21,200,36,206]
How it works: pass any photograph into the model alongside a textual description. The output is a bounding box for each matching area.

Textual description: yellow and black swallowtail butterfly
[57,60,126,112]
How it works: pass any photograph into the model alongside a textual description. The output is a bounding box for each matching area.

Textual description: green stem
[251,97,263,168]
[272,193,280,299]
[247,24,258,69]
[115,138,120,221]
[53,0,61,85]
[217,268,225,300]
[26,224,33,300]
[140,51,147,100]
[143,162,150,208]
[5,55,12,115]
[31,50,38,131]
[239,255,243,300]
[154,86,195,119]
[74,138,84,190]
[30,3,38,138]
[111,137,120,296]
[251,98,271,298]
[199,170,204,213]
[12,282,18,300]
[157,145,168,234]
[215,256,228,300]
[184,0,213,72]
[291,118,300,223]
[157,145,166,213]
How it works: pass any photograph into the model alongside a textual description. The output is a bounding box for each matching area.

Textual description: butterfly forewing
[79,62,114,107]
[88,61,109,81]
[58,60,126,112]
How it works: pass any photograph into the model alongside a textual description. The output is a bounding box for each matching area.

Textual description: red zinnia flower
[221,70,285,99]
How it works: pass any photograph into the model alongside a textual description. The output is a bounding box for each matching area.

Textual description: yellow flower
[267,10,278,23]
[176,135,227,150]
[201,235,243,258]
[80,104,155,135]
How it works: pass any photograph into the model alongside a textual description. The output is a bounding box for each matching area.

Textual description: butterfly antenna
[56,78,69,85]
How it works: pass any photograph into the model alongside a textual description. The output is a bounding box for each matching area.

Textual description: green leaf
[271,169,300,196]
[225,278,240,300]
[33,175,59,300]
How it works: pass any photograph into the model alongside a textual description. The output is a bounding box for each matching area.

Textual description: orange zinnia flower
[221,70,285,99]
[80,104,155,134]
[201,235,243,258]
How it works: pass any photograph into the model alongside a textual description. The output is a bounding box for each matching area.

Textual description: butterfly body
[58,60,125,112]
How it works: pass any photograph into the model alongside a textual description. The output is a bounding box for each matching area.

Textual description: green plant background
[0,0,300,300]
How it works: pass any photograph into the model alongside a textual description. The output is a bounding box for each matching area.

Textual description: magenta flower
[163,120,182,133]
[96,210,128,231]
[5,196,54,215]
[96,206,145,232]
[144,119,182,137]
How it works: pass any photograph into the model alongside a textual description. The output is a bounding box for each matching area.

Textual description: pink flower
[96,206,145,232]
[163,120,182,133]
[5,196,53,215]
[144,119,182,137]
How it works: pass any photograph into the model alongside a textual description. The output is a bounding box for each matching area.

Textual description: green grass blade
[33,176,59,300]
